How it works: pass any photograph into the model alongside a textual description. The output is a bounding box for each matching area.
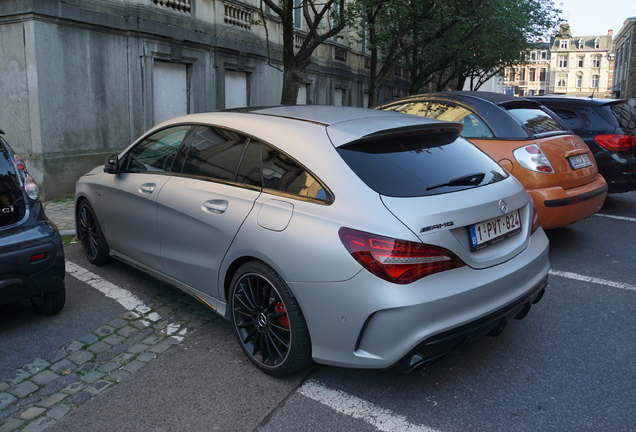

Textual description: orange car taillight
[513,145,555,173]
[593,134,636,152]
[338,228,465,284]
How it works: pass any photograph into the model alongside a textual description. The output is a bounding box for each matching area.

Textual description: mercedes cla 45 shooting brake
[75,106,549,376]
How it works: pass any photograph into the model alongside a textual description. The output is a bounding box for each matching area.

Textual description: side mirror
[104,154,120,174]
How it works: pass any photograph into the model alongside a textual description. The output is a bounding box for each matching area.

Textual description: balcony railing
[224,2,252,30]
[153,0,191,13]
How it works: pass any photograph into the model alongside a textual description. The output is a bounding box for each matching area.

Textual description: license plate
[468,210,521,251]
[568,153,592,170]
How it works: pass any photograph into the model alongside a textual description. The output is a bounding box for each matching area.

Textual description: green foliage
[350,0,562,100]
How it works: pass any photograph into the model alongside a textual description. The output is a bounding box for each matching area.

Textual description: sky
[556,0,635,36]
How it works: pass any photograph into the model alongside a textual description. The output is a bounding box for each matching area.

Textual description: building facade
[0,0,408,199]
[549,24,614,97]
[613,17,636,99]
[504,42,551,96]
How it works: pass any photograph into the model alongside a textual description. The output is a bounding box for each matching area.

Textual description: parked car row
[5,92,633,377]
[376,91,634,229]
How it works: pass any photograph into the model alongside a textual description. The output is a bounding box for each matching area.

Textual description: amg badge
[420,221,454,233]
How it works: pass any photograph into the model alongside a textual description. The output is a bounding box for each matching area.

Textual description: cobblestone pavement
[0,290,215,432]
[42,200,75,236]
[0,198,216,431]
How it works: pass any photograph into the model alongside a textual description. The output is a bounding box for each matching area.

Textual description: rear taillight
[530,206,541,235]
[593,134,636,152]
[513,145,555,173]
[13,155,26,171]
[338,227,465,284]
[24,175,40,200]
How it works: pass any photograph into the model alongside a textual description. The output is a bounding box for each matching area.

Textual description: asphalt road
[1,192,635,432]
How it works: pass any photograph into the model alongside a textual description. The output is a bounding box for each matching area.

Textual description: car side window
[181,126,249,181]
[122,126,191,173]
[426,102,494,138]
[255,144,332,202]
[548,108,584,129]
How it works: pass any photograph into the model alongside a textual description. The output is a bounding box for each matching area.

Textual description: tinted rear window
[507,108,566,136]
[0,141,26,226]
[337,132,508,197]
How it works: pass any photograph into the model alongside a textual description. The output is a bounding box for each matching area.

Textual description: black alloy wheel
[230,261,312,376]
[76,200,111,265]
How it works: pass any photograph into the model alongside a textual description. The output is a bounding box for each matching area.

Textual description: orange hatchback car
[378,91,607,229]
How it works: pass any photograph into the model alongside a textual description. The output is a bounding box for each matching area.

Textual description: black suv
[527,96,636,193]
[0,129,65,314]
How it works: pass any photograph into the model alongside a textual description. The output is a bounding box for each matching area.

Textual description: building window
[541,51,548,60]
[578,38,585,49]
[594,38,600,49]
[557,74,567,87]
[592,55,601,68]
[558,55,568,68]
[559,39,569,49]
[576,73,583,88]
[539,68,546,82]
[578,56,584,68]
[529,68,536,81]
[591,74,599,88]
[293,0,302,29]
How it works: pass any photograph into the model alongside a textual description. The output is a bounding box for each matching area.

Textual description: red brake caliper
[276,302,289,327]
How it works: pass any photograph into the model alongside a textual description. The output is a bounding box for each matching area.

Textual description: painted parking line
[66,260,156,315]
[549,269,636,292]
[299,380,441,432]
[594,213,636,223]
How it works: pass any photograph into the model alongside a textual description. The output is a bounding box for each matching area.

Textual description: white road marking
[549,270,636,292]
[299,380,441,432]
[594,213,636,223]
[65,260,149,311]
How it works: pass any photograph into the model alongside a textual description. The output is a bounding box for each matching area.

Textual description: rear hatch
[334,125,534,269]
[506,105,599,190]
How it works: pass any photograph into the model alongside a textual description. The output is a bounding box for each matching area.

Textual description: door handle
[139,183,156,194]
[203,199,228,214]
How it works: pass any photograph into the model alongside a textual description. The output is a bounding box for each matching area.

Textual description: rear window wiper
[426,172,486,191]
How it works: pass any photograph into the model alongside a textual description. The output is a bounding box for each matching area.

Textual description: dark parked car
[0,129,65,315]
[526,96,636,193]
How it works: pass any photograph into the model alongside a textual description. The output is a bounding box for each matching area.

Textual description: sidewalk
[43,199,76,237]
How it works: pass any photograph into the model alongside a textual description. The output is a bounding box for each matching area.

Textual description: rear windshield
[337,132,508,197]
[608,102,636,131]
[0,140,26,227]
[507,108,566,136]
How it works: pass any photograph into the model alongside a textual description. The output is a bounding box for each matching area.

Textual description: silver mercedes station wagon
[75,106,549,376]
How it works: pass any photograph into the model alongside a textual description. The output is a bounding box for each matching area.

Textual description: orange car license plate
[568,153,592,170]
[469,210,521,251]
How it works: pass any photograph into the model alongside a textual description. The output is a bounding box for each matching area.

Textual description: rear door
[157,126,262,297]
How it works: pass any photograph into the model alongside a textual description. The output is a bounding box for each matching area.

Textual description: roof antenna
[589,88,596,99]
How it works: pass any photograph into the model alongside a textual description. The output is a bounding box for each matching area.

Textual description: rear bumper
[388,274,547,374]
[0,220,65,306]
[530,175,607,229]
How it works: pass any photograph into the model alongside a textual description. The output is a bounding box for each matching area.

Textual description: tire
[230,261,313,376]
[30,285,66,315]
[76,199,111,265]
